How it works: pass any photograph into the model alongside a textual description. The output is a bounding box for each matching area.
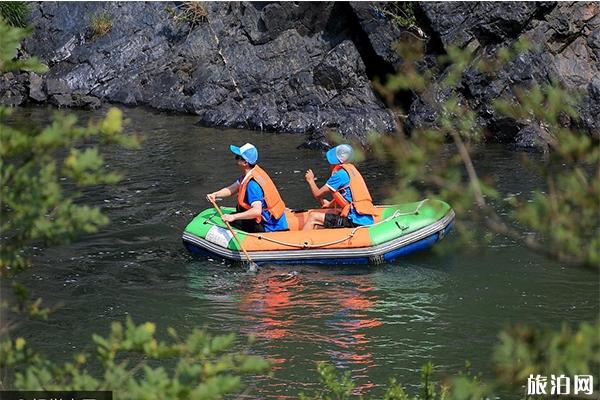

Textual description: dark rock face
[1,1,598,147]
[0,72,27,106]
[415,2,599,148]
[421,2,553,48]
[348,2,404,70]
[1,1,397,146]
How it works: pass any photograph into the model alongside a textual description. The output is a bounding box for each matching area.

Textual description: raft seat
[284,206,386,231]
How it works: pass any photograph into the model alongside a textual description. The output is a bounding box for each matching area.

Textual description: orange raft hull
[182,200,455,265]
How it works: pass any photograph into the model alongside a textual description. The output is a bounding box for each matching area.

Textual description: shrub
[167,1,208,30]
[1,318,270,398]
[374,3,418,30]
[89,12,112,41]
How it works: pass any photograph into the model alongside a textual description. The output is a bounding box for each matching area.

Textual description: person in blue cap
[303,144,376,230]
[207,143,288,233]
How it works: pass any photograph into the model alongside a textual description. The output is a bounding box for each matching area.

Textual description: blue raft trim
[383,221,453,262]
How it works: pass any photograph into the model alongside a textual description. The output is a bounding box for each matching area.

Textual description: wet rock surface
[416,1,599,148]
[1,2,598,147]
[3,2,396,145]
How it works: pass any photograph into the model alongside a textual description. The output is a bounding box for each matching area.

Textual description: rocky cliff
[416,2,599,147]
[1,2,598,148]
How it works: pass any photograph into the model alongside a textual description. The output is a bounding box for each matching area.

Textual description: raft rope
[204,199,430,250]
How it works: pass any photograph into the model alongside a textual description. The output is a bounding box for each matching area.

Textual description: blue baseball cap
[326,144,353,165]
[230,143,258,164]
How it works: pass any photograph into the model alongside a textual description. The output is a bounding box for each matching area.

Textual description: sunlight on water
[6,106,598,398]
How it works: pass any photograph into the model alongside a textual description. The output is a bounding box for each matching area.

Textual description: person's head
[230,143,258,171]
[326,144,353,166]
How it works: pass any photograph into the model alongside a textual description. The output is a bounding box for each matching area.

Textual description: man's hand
[206,192,217,202]
[305,169,315,183]
[222,214,236,223]
[320,198,332,208]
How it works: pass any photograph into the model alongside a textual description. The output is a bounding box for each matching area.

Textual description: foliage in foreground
[371,36,599,269]
[0,1,29,28]
[2,319,597,399]
[319,29,599,399]
[1,18,269,399]
[0,16,45,74]
[493,320,600,388]
[300,321,599,399]
[1,318,269,399]
[0,16,136,275]
[0,104,137,274]
[301,361,481,400]
[0,14,598,400]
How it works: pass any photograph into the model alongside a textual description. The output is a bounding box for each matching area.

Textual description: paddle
[208,197,259,272]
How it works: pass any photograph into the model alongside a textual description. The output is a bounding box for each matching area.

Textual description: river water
[5,106,599,398]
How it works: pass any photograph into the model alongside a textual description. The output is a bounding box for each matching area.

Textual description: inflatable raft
[182,199,454,265]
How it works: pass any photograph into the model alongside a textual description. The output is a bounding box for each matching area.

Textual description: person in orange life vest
[303,144,376,230]
[206,143,288,233]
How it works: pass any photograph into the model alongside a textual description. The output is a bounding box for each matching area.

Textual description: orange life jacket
[238,165,286,223]
[330,163,376,218]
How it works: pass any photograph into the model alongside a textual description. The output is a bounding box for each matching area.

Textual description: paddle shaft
[208,198,256,265]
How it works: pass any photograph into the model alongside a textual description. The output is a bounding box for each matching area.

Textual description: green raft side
[183,207,247,251]
[368,200,452,246]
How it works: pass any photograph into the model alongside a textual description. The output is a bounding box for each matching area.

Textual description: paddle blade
[244,261,259,273]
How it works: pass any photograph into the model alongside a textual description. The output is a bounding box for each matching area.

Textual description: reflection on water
[240,271,302,341]
[189,265,384,391]
[185,261,457,396]
[5,106,599,399]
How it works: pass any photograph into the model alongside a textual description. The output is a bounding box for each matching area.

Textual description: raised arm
[305,169,331,200]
